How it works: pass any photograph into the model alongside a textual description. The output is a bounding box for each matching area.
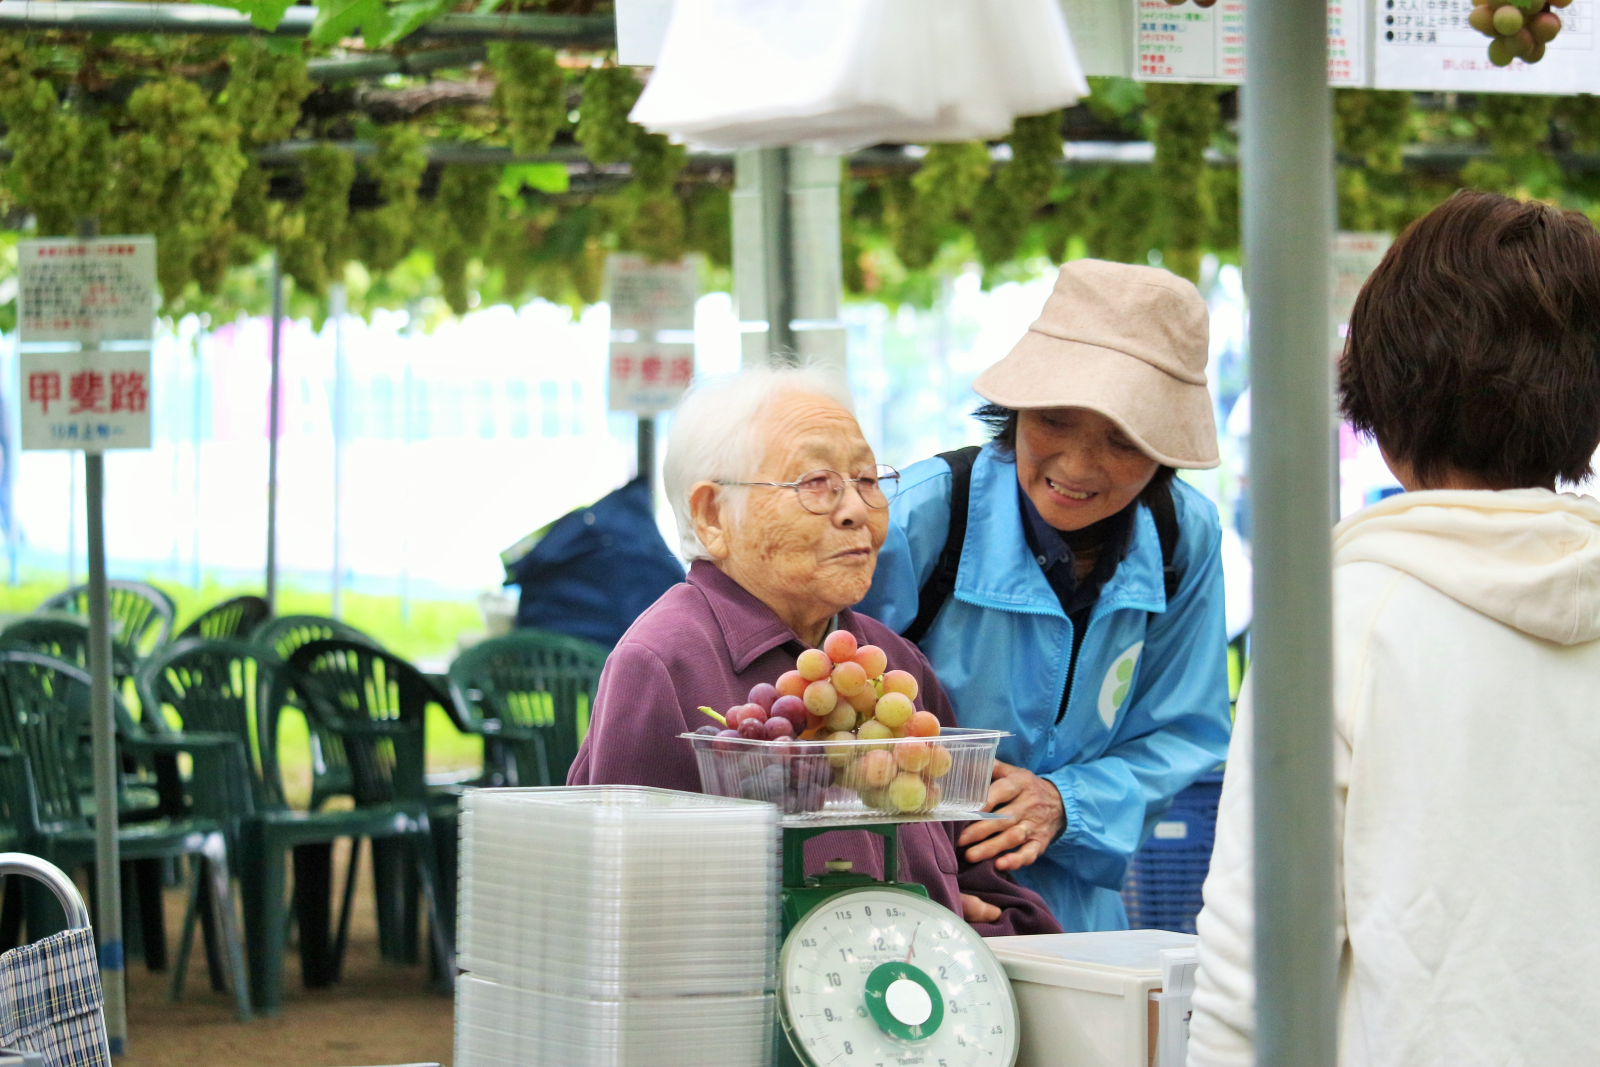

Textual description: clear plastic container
[682,728,1006,823]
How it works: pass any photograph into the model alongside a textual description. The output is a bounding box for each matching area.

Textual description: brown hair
[1340,189,1600,489]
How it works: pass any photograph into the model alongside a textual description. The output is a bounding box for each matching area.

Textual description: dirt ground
[116,840,454,1067]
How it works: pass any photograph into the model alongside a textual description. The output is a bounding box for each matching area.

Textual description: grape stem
[697,706,727,726]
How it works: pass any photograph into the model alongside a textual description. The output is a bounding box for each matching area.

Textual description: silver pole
[330,283,346,620]
[78,218,126,1055]
[265,254,283,612]
[192,328,204,591]
[732,148,794,366]
[1243,2,1338,1066]
[637,414,655,511]
[66,453,76,587]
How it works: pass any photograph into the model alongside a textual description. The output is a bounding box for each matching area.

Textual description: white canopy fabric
[629,0,1088,150]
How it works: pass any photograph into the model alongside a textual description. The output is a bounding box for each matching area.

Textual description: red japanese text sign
[17,237,156,344]
[20,350,152,451]
[607,254,698,414]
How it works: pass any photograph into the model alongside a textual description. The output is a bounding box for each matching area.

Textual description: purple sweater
[569,560,1060,937]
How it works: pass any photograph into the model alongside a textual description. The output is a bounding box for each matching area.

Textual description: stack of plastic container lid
[455,785,780,1067]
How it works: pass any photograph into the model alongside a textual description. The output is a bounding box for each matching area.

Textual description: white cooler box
[986,929,1199,1067]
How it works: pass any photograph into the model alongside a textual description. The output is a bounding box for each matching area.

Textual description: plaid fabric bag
[0,928,110,1067]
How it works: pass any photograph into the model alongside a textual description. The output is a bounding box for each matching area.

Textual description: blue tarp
[502,476,685,649]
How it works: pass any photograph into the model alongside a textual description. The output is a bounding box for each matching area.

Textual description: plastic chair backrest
[447,629,607,787]
[177,596,272,643]
[36,582,176,657]
[249,615,380,661]
[287,640,437,806]
[0,652,105,830]
[0,616,137,679]
[136,638,288,812]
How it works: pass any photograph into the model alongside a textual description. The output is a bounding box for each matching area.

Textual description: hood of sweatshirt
[1333,488,1600,645]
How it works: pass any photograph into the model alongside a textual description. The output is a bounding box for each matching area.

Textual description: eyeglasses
[719,465,901,515]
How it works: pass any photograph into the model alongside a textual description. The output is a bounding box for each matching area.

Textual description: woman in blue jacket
[858,259,1233,931]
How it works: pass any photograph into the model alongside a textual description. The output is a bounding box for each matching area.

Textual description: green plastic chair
[250,615,381,811]
[37,581,176,659]
[285,639,454,979]
[177,596,271,642]
[139,638,443,1014]
[0,650,252,1019]
[0,616,138,679]
[447,629,607,787]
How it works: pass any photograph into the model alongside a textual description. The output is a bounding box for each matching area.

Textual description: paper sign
[17,237,156,344]
[1061,0,1135,76]
[607,254,698,414]
[20,349,153,451]
[1134,0,1368,85]
[1374,0,1600,93]
[1331,231,1392,357]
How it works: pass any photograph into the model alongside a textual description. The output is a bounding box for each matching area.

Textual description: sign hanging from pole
[606,254,698,414]
[16,237,155,344]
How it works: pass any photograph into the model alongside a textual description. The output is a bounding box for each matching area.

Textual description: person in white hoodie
[1188,189,1600,1067]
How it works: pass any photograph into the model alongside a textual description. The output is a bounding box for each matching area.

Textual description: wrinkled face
[1016,407,1160,531]
[712,394,888,621]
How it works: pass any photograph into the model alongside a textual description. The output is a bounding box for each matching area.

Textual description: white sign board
[17,237,156,344]
[1133,0,1368,85]
[607,255,698,414]
[20,349,153,451]
[1062,0,1135,76]
[1331,231,1392,357]
[1374,0,1599,93]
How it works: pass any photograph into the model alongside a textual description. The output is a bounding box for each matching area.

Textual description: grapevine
[426,165,500,314]
[489,42,566,156]
[350,124,429,273]
[221,39,312,149]
[911,142,992,223]
[576,65,642,165]
[885,176,941,272]
[1144,83,1220,282]
[280,144,355,295]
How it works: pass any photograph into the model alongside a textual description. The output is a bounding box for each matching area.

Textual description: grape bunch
[693,631,954,816]
[1469,0,1570,66]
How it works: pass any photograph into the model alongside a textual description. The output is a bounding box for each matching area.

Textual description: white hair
[664,363,856,560]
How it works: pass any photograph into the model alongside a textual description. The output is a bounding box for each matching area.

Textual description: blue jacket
[857,443,1232,930]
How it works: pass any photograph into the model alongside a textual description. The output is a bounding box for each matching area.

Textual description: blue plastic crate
[1121,771,1223,934]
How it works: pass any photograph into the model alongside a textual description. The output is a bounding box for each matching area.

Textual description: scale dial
[779,887,1019,1067]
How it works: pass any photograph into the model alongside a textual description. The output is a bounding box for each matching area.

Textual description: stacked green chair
[0,616,138,680]
[0,649,252,1019]
[446,629,608,787]
[285,639,454,978]
[177,596,271,642]
[37,581,175,659]
[250,615,380,811]
[138,638,447,1015]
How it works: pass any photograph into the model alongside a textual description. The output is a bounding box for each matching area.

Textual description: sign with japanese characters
[1133,0,1368,86]
[19,350,152,451]
[606,254,698,414]
[1374,0,1599,93]
[1331,231,1392,358]
[16,238,156,344]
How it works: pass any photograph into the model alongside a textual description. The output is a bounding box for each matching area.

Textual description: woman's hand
[958,761,1065,871]
[960,894,1001,924]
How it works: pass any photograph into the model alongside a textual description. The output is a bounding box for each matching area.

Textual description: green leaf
[499,163,569,198]
[310,0,383,46]
[476,0,506,12]
[263,35,304,56]
[248,0,298,29]
[371,0,452,47]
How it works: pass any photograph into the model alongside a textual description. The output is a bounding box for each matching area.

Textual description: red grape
[771,695,809,730]
[747,682,778,711]
[822,629,858,664]
[852,645,888,678]
[776,670,808,698]
[765,717,795,740]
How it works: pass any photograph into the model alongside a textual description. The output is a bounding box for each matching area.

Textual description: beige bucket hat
[974,259,1220,469]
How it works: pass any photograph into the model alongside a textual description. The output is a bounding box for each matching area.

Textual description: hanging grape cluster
[1469,0,1569,66]
[488,42,567,156]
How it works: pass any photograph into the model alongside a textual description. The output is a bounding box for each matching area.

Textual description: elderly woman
[569,365,1059,934]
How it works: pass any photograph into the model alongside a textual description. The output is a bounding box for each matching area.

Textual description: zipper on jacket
[1056,606,1093,725]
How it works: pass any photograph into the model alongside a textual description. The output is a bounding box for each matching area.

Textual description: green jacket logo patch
[1097,642,1144,728]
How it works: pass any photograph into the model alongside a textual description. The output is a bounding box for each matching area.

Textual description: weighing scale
[776,820,1021,1067]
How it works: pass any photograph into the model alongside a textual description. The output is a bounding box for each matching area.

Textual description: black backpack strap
[1147,479,1182,602]
[901,445,982,644]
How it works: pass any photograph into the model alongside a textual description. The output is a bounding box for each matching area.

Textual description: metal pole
[1243,2,1338,1066]
[637,414,655,511]
[66,453,77,587]
[399,351,412,623]
[330,283,346,620]
[733,148,795,366]
[78,218,125,1055]
[192,328,204,591]
[265,253,283,612]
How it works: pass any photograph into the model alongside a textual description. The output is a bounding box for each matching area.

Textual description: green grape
[422,165,500,314]
[685,184,732,268]
[911,142,991,222]
[1144,83,1220,281]
[280,144,355,293]
[631,131,687,193]
[489,42,566,156]
[996,111,1063,210]
[576,66,642,165]
[1334,89,1411,174]
[351,124,428,272]
[222,39,312,149]
[0,41,112,236]
[971,178,1031,271]
[885,176,941,271]
[626,189,687,263]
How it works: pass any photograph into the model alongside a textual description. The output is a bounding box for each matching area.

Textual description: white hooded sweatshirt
[1188,489,1600,1067]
